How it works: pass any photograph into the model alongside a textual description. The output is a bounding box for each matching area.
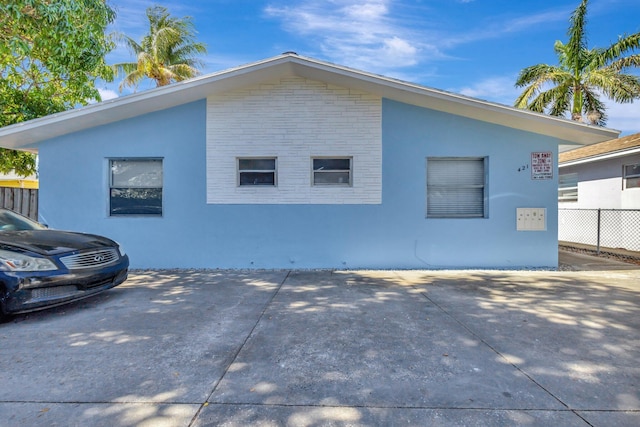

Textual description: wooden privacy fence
[0,187,38,220]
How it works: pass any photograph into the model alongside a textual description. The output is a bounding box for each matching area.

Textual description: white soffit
[0,54,619,150]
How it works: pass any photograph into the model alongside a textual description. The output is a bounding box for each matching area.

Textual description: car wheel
[0,289,10,323]
[0,308,9,323]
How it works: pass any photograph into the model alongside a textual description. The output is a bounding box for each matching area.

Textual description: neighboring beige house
[559,132,640,209]
[0,171,38,189]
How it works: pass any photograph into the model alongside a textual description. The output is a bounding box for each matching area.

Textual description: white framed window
[558,173,578,202]
[109,158,163,216]
[427,157,487,218]
[312,157,352,186]
[624,163,640,189]
[238,158,277,186]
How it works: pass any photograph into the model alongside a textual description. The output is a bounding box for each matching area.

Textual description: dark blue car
[0,209,129,320]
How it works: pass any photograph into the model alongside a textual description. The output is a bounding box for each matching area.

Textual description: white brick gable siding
[206,77,382,204]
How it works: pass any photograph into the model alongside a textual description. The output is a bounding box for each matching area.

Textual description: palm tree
[515,0,640,125]
[113,5,207,91]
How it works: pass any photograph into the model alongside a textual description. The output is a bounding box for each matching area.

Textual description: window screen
[427,157,486,218]
[312,158,352,185]
[238,158,276,186]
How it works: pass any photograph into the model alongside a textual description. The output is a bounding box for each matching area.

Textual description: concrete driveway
[1,252,639,426]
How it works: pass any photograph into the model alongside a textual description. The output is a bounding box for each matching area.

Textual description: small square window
[109,158,163,216]
[312,157,352,186]
[238,158,276,186]
[624,164,640,189]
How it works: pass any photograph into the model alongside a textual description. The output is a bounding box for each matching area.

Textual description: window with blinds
[558,173,578,201]
[426,157,486,218]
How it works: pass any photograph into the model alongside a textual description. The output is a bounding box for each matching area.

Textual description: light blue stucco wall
[36,98,559,269]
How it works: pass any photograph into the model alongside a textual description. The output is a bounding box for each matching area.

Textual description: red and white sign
[531,152,553,180]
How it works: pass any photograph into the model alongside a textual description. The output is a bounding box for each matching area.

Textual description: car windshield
[0,209,46,231]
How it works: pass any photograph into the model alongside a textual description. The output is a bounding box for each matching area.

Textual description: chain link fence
[559,208,640,263]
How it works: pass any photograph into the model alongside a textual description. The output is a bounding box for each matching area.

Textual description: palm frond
[545,85,572,117]
[515,65,572,109]
[581,88,607,125]
[118,69,145,91]
[111,62,138,77]
[567,0,589,66]
[515,64,566,87]
[554,41,571,69]
[597,32,640,68]
[529,84,572,117]
[608,54,640,72]
[586,66,640,99]
[167,63,200,81]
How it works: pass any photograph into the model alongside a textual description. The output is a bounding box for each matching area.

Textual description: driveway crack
[188,270,290,426]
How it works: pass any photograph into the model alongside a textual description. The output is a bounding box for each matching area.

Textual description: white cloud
[440,8,570,48]
[383,36,417,62]
[98,88,119,101]
[603,100,640,136]
[263,0,578,79]
[264,0,430,72]
[456,76,519,105]
[343,1,389,20]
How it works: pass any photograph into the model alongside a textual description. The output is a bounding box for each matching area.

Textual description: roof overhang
[0,53,620,150]
[560,146,640,167]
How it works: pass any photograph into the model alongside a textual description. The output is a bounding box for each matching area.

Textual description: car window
[0,210,46,231]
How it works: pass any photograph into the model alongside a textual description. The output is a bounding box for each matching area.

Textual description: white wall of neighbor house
[206,77,382,204]
[578,178,625,209]
[559,153,640,209]
[623,189,640,209]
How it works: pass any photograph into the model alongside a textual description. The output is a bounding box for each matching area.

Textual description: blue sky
[101,0,640,135]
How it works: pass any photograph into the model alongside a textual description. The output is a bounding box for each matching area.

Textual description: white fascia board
[0,53,620,150]
[0,58,295,150]
[559,147,640,167]
[284,58,619,145]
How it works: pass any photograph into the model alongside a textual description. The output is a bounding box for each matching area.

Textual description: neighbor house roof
[559,132,640,166]
[0,53,620,151]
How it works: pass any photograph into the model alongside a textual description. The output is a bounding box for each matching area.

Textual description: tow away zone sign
[531,152,553,180]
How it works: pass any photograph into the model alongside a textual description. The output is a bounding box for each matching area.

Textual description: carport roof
[0,52,620,151]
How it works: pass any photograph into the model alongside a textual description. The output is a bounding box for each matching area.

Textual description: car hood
[0,230,117,256]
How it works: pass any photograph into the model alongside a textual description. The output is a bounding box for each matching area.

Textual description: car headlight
[0,249,58,272]
[116,242,126,257]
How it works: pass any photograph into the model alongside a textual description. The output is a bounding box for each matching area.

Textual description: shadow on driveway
[2,260,639,426]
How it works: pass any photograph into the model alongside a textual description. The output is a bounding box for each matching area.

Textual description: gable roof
[559,132,640,165]
[0,53,619,151]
